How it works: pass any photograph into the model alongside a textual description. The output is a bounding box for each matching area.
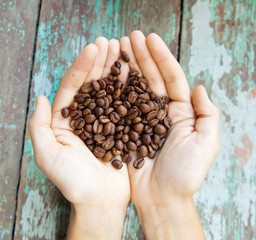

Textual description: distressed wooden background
[0,0,255,239]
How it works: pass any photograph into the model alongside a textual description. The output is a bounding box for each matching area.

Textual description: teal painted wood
[0,0,40,239]
[180,0,256,239]
[13,0,181,239]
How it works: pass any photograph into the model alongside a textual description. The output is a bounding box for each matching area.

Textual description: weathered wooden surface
[13,1,181,239]
[180,0,256,239]
[0,0,40,239]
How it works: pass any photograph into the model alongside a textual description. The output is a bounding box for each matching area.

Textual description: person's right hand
[120,31,220,240]
[28,38,130,240]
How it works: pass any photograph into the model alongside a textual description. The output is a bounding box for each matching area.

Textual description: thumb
[28,95,57,170]
[192,85,220,142]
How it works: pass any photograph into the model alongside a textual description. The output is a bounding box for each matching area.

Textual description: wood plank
[180,0,256,239]
[14,0,181,239]
[0,0,40,239]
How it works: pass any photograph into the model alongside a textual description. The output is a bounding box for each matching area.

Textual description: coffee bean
[85,114,96,123]
[134,86,144,94]
[123,126,130,134]
[133,123,144,133]
[139,145,148,157]
[115,61,121,69]
[115,140,124,150]
[102,122,113,135]
[94,134,106,144]
[88,102,96,111]
[70,110,82,119]
[61,108,70,118]
[82,109,91,116]
[96,98,105,107]
[92,80,101,91]
[151,142,159,150]
[132,117,142,124]
[99,115,110,124]
[139,103,151,114]
[106,85,115,94]
[127,108,138,120]
[123,101,131,109]
[113,89,122,99]
[159,138,166,148]
[105,107,114,115]
[98,79,106,89]
[121,134,129,143]
[85,124,93,132]
[96,90,107,98]
[81,82,93,93]
[149,119,159,127]
[70,102,78,110]
[77,104,85,110]
[128,91,138,103]
[111,66,120,76]
[87,145,94,152]
[135,139,142,147]
[150,92,156,100]
[115,131,123,139]
[110,112,120,123]
[122,154,132,163]
[94,146,105,158]
[74,93,85,103]
[116,105,127,117]
[117,118,125,125]
[113,100,122,108]
[154,124,167,135]
[157,109,167,121]
[154,134,161,145]
[121,51,130,62]
[139,93,150,101]
[144,125,153,134]
[112,148,122,156]
[103,151,113,162]
[148,150,156,159]
[112,159,123,169]
[129,130,139,141]
[164,116,172,128]
[93,119,100,133]
[102,139,115,150]
[75,118,85,129]
[116,125,124,132]
[125,118,132,125]
[141,134,151,145]
[80,131,88,140]
[84,98,92,107]
[127,141,137,151]
[95,107,104,116]
[133,157,145,169]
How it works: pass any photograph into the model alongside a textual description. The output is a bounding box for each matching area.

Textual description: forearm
[67,203,126,240]
[136,196,206,240]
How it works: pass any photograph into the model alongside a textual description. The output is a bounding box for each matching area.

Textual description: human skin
[29,31,220,239]
[119,31,220,240]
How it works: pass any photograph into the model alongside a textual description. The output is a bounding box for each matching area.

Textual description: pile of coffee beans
[61,52,172,170]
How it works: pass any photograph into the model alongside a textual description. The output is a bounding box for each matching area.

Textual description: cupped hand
[120,31,220,239]
[29,38,130,239]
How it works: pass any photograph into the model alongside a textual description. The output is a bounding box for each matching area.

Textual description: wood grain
[180,0,256,239]
[13,0,181,239]
[0,0,40,239]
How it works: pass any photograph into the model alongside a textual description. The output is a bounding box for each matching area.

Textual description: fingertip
[146,32,160,42]
[95,36,108,46]
[130,30,145,40]
[119,36,129,43]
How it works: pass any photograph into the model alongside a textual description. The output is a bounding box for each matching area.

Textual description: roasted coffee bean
[94,134,106,144]
[70,102,78,110]
[114,81,122,89]
[122,134,129,143]
[115,140,124,150]
[85,124,93,132]
[133,123,144,133]
[116,125,124,132]
[70,120,76,129]
[105,107,114,115]
[86,138,94,145]
[125,118,132,125]
[77,104,86,110]
[148,150,156,159]
[81,82,93,93]
[127,141,137,151]
[120,51,130,62]
[70,110,82,119]
[133,157,145,169]
[87,102,96,111]
[83,98,92,107]
[123,126,130,134]
[141,134,151,145]
[151,142,159,150]
[116,105,127,117]
[75,118,85,129]
[102,122,113,135]
[93,119,100,133]
[122,154,132,163]
[113,100,123,108]
[96,90,107,98]
[150,92,156,100]
[61,108,70,118]
[115,131,123,139]
[154,124,167,135]
[129,130,139,141]
[117,118,125,125]
[113,89,122,99]
[135,139,142,147]
[127,108,138,120]
[85,114,96,123]
[134,86,144,94]
[103,97,110,109]
[98,79,106,89]
[103,151,113,162]
[157,109,167,121]
[139,81,147,91]
[123,101,131,109]
[139,93,150,101]
[112,148,122,156]
[102,139,115,150]
[115,61,121,69]
[82,109,91,116]
[132,117,141,124]
[164,116,172,128]
[94,146,105,158]
[139,103,151,114]
[95,107,104,116]
[106,85,115,94]
[74,93,85,103]
[110,112,120,123]
[139,145,148,157]
[128,91,138,103]
[80,131,88,140]
[96,98,105,107]
[87,145,94,152]
[144,125,153,134]
[91,80,101,91]
[99,115,110,124]
[149,119,159,127]
[111,66,120,76]
[74,129,83,135]
[154,134,161,145]
[111,159,123,169]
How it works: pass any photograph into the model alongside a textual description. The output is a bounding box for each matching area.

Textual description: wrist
[67,203,127,240]
[135,196,205,240]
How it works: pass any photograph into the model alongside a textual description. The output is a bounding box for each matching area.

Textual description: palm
[30,38,130,208]
[120,31,219,206]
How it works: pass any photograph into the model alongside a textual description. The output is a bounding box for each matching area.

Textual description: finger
[52,43,98,113]
[129,30,168,97]
[146,33,191,103]
[102,39,120,78]
[192,85,220,140]
[28,95,58,170]
[85,37,109,81]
